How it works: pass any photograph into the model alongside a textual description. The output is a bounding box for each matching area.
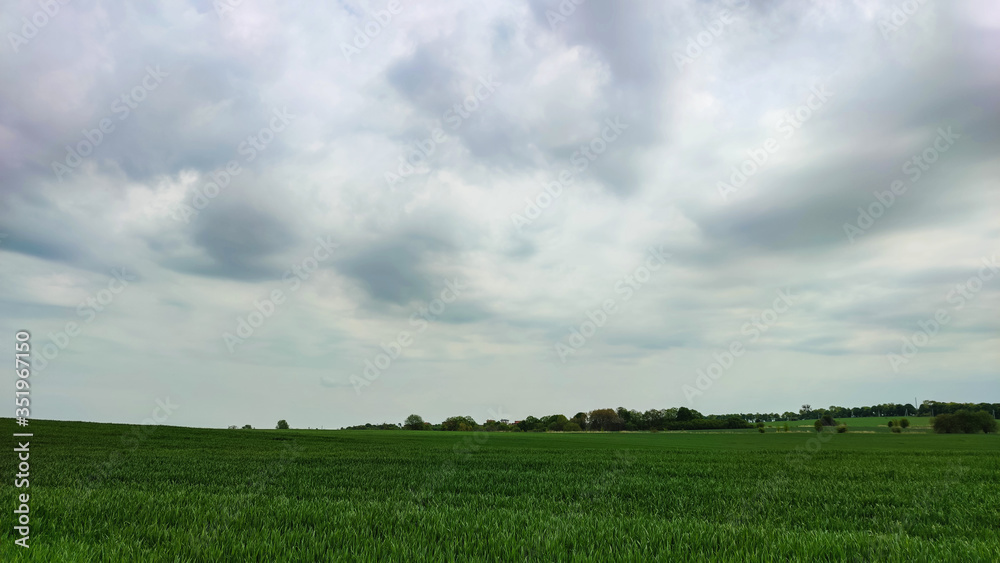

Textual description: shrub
[756,422,765,429]
[891,426,902,433]
[837,424,847,433]
[276,420,289,430]
[563,422,582,432]
[899,418,910,429]
[933,410,998,434]
[814,419,823,432]
[242,424,252,430]
[758,427,765,434]
[783,423,790,432]
[887,420,894,428]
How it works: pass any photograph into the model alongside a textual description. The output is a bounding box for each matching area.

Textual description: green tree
[933,410,998,434]
[442,416,478,431]
[814,419,823,432]
[899,418,910,429]
[676,407,694,422]
[588,409,624,431]
[276,420,289,430]
[403,414,425,430]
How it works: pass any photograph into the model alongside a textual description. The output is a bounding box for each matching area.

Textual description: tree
[676,407,694,422]
[932,410,998,434]
[563,422,582,432]
[442,416,478,431]
[228,425,237,430]
[404,414,425,430]
[814,419,823,432]
[588,409,624,431]
[899,418,910,429]
[800,404,812,418]
[242,424,252,429]
[276,420,289,430]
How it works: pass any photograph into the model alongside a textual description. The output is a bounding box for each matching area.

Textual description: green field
[2,419,998,561]
[760,417,934,432]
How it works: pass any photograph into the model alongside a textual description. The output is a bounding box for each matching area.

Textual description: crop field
[2,419,998,562]
[757,417,934,433]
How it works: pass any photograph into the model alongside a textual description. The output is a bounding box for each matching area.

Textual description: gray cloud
[0,0,996,428]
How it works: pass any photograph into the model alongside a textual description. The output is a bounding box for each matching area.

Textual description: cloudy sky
[2,0,998,429]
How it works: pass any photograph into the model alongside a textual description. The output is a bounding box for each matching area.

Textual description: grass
[1,418,998,561]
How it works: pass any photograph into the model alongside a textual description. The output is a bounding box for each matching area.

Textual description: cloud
[0,0,996,427]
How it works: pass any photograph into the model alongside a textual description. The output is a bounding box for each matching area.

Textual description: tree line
[337,400,1000,432]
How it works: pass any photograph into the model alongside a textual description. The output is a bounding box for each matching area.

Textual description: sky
[1,0,998,429]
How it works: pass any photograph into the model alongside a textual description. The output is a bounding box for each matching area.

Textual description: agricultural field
[2,419,998,561]
[759,417,934,433]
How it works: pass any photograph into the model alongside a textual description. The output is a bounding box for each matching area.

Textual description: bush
[932,410,998,434]
[837,424,847,433]
[276,420,289,430]
[814,419,823,432]
[783,423,790,432]
[242,424,252,430]
[758,427,765,433]
[511,427,522,432]
[755,422,765,429]
[887,420,894,428]
[563,422,582,432]
[899,418,910,429]
[891,426,902,433]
